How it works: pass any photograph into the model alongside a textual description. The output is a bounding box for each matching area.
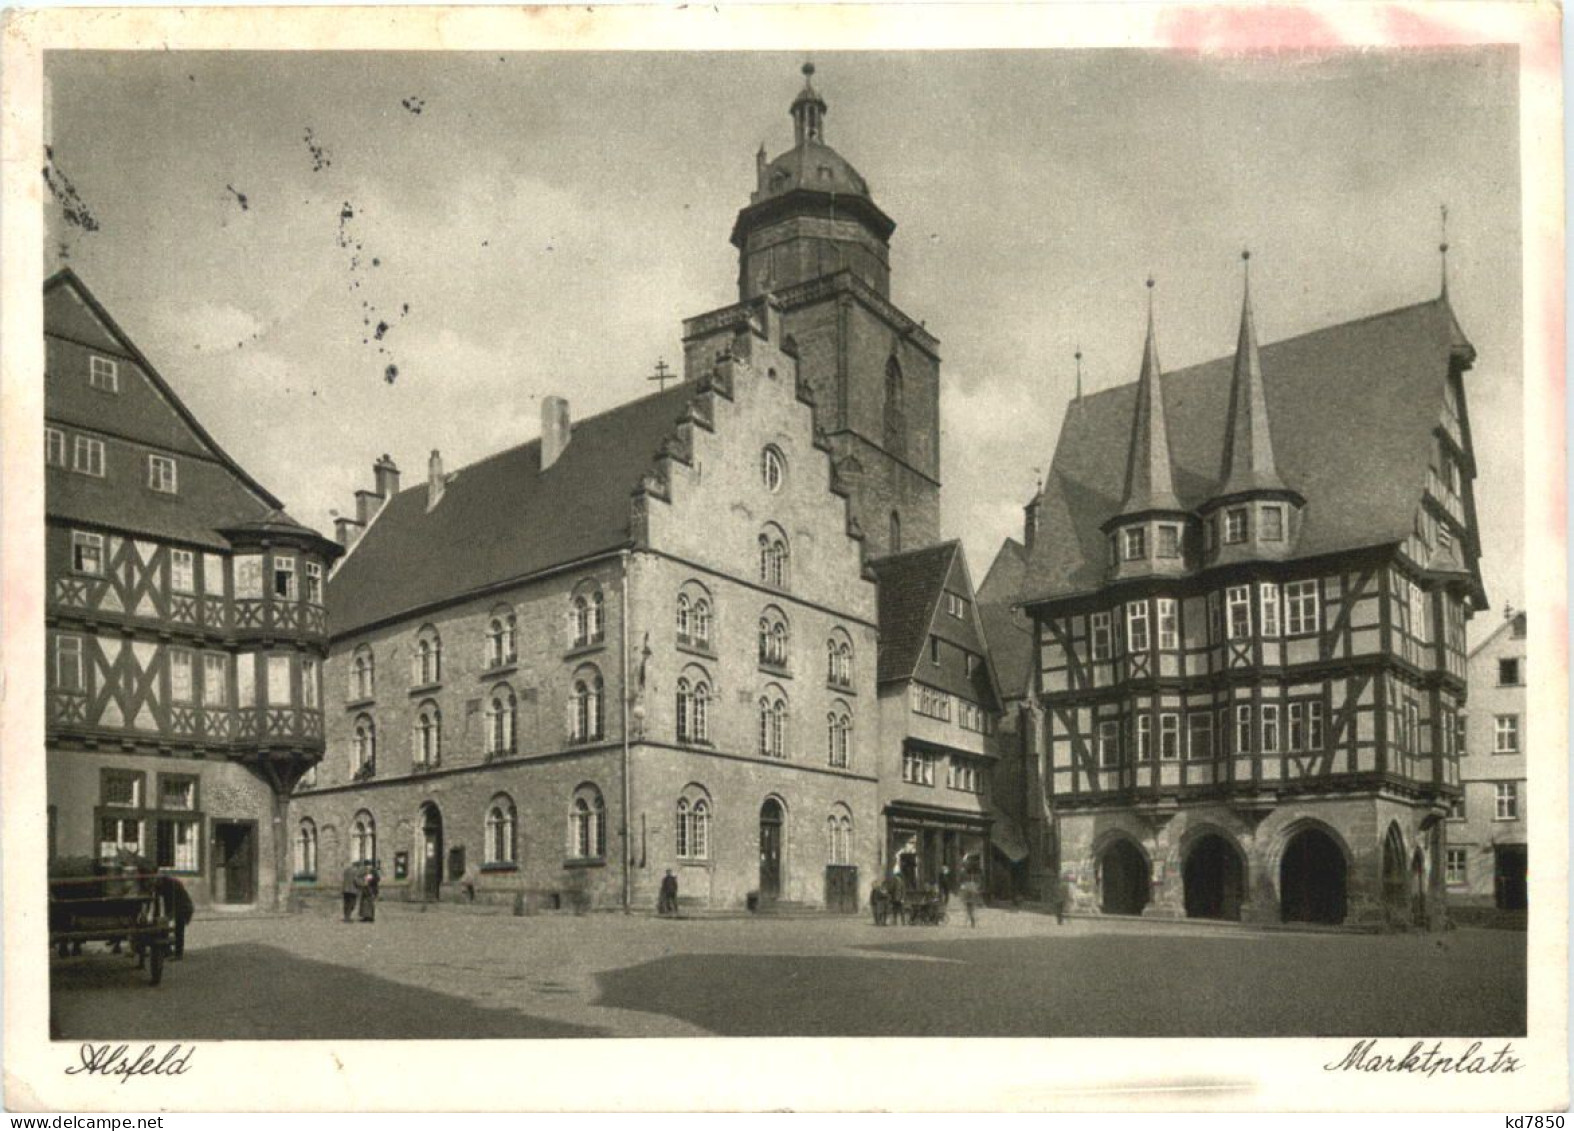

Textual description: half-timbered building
[45,269,341,910]
[1016,265,1485,926]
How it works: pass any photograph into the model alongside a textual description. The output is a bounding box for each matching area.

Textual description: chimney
[334,516,364,548]
[541,396,571,471]
[426,449,445,512]
[373,454,400,499]
[354,489,381,525]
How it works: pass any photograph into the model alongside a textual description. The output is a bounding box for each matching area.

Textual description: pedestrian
[461,860,478,903]
[869,879,888,926]
[1055,876,1071,926]
[938,864,953,906]
[157,872,195,960]
[961,875,981,928]
[341,859,362,922]
[889,869,907,927]
[358,861,379,922]
[658,869,679,916]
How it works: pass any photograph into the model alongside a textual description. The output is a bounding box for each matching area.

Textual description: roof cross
[647,358,675,391]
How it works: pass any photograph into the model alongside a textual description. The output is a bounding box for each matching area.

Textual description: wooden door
[824,865,858,913]
[214,822,256,905]
[421,806,443,901]
[759,800,783,899]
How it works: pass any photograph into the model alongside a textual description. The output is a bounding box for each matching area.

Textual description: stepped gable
[1022,298,1469,603]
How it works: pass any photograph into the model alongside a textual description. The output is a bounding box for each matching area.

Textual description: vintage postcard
[1,2,1565,1114]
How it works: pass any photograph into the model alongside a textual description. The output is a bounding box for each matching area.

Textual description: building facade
[288,66,969,914]
[1448,610,1527,914]
[1016,268,1486,927]
[868,542,1009,894]
[44,270,340,910]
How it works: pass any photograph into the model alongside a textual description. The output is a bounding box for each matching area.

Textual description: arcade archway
[1280,826,1348,925]
[1098,837,1149,916]
[1183,833,1246,921]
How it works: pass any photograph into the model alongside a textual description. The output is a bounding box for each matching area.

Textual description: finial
[803,61,815,78]
[1439,203,1451,298]
[1074,346,1084,402]
[1145,275,1155,322]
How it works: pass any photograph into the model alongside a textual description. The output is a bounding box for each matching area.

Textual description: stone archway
[1098,837,1149,916]
[1381,822,1408,924]
[1183,833,1246,921]
[1280,826,1348,925]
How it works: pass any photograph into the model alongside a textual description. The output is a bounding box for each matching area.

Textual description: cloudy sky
[44,48,1522,631]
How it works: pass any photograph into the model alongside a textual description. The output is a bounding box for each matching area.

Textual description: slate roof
[328,381,698,636]
[1021,297,1473,605]
[868,542,959,684]
[977,538,1033,701]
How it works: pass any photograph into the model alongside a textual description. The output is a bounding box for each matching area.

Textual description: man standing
[358,861,380,922]
[157,873,195,959]
[888,869,907,927]
[658,869,679,916]
[342,860,361,922]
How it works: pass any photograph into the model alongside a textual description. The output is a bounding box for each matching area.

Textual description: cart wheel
[149,944,165,986]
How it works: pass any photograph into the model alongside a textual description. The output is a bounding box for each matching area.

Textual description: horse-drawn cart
[48,861,175,986]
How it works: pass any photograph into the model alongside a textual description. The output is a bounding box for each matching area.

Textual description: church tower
[683,63,942,559]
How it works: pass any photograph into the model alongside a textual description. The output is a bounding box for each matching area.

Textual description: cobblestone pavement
[49,902,1526,1039]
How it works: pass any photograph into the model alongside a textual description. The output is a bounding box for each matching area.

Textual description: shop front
[884,801,991,895]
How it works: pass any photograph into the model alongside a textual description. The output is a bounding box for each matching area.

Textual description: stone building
[1014,263,1486,927]
[288,65,970,913]
[44,269,340,910]
[1448,609,1527,916]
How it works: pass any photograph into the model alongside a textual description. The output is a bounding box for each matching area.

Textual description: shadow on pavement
[595,931,1526,1038]
[51,943,604,1040]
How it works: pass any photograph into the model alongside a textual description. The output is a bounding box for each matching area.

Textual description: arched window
[826,807,853,865]
[883,356,906,457]
[571,586,606,648]
[676,669,710,744]
[827,701,852,768]
[758,686,789,760]
[350,810,376,865]
[826,630,854,688]
[352,713,376,775]
[762,445,787,493]
[486,606,517,669]
[758,606,790,668]
[485,683,517,757]
[413,700,441,768]
[676,583,714,649]
[294,818,318,878]
[569,785,606,859]
[485,794,517,866]
[676,788,711,861]
[570,666,604,743]
[890,510,902,553]
[350,645,375,700]
[412,625,442,686]
[758,524,789,589]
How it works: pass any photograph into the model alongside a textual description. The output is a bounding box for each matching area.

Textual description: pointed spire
[1439,203,1451,299]
[1073,346,1084,403]
[1216,250,1288,498]
[1116,277,1183,517]
[791,61,827,147]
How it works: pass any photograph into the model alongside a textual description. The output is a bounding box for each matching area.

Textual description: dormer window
[1121,527,1147,561]
[1224,508,1248,544]
[88,355,119,392]
[1261,505,1285,542]
[147,454,178,494]
[1156,524,1181,559]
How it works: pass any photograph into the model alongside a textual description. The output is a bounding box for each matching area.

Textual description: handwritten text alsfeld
[65,1044,194,1082]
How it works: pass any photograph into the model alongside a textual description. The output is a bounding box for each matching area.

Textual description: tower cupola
[791,62,828,146]
[1198,253,1304,566]
[1101,279,1192,580]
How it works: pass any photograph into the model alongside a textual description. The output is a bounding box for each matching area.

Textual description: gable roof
[868,542,958,683]
[977,538,1034,700]
[328,381,698,636]
[1022,297,1471,604]
[44,269,283,510]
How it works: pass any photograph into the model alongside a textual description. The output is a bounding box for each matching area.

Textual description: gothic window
[762,446,787,493]
[350,811,376,865]
[570,666,605,743]
[826,700,852,768]
[485,795,517,866]
[350,645,375,701]
[294,818,318,879]
[353,714,377,775]
[413,701,441,768]
[676,788,711,861]
[485,684,517,756]
[571,585,605,648]
[676,583,714,649]
[826,807,853,865]
[676,669,711,745]
[569,785,607,859]
[486,605,517,668]
[825,630,854,688]
[758,606,790,669]
[412,625,442,686]
[758,686,789,760]
[883,357,906,457]
[758,525,789,588]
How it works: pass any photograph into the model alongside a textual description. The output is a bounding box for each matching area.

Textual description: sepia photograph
[2,2,1565,1113]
